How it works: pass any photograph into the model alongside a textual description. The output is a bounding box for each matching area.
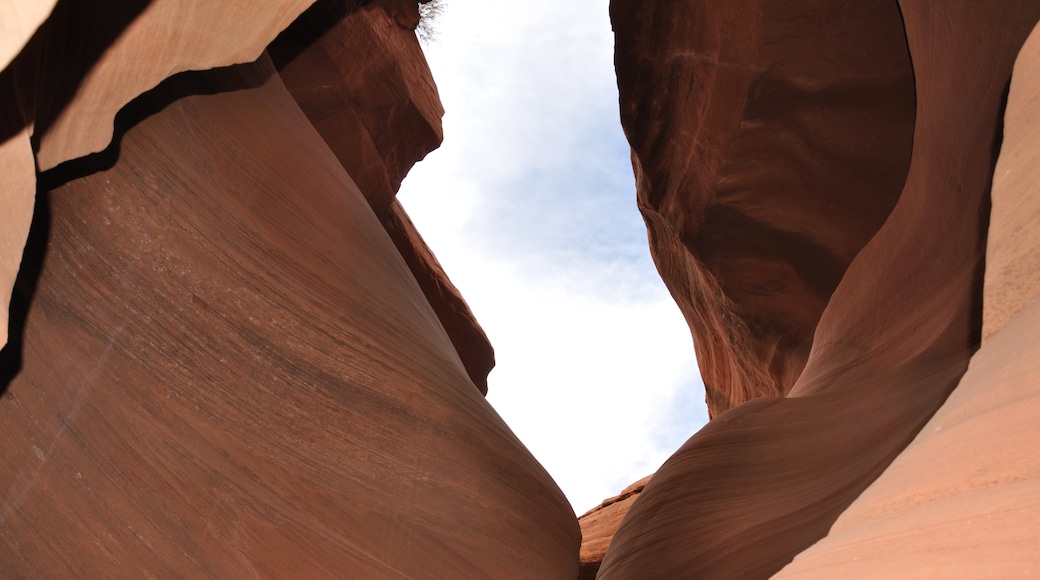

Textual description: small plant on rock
[416,0,444,44]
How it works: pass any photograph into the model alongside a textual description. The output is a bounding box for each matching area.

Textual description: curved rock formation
[1,0,314,348]
[600,1,1040,577]
[612,0,917,416]
[775,20,1040,577]
[271,2,495,392]
[0,1,576,576]
[576,474,651,580]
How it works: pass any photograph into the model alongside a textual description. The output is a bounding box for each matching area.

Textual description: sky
[397,0,710,515]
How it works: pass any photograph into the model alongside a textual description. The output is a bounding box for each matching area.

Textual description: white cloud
[399,0,708,514]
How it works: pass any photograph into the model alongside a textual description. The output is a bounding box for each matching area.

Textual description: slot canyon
[2,0,1040,577]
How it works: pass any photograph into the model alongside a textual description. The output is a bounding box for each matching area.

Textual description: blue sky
[397,0,708,514]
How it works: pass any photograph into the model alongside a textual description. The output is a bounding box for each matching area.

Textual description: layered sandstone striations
[271,1,495,392]
[0,0,317,348]
[776,20,1040,577]
[576,474,651,580]
[612,0,917,416]
[600,1,1040,577]
[0,1,576,576]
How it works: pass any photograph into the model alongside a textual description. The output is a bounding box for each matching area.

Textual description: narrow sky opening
[397,0,709,514]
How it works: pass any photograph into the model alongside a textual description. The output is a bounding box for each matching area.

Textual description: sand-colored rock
[0,52,578,576]
[982,22,1040,342]
[612,0,916,416]
[576,475,651,579]
[0,0,56,70]
[599,2,1040,577]
[774,298,1040,578]
[774,20,1040,577]
[30,0,319,172]
[0,129,34,348]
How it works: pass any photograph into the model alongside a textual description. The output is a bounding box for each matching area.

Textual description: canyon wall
[0,1,577,576]
[775,19,1040,577]
[598,1,1040,577]
[612,0,917,417]
[7,1,1040,577]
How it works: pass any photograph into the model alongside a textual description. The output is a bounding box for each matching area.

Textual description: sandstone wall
[599,1,1040,577]
[775,18,1040,577]
[0,1,577,575]
[612,0,916,416]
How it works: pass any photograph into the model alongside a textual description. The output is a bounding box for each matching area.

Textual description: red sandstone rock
[271,3,495,393]
[0,2,577,575]
[982,22,1040,343]
[0,53,578,576]
[599,1,1040,577]
[0,0,315,349]
[576,474,651,579]
[380,200,496,394]
[612,0,916,417]
[775,20,1040,577]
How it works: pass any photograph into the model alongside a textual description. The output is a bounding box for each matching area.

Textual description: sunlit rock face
[575,474,650,580]
[0,1,577,576]
[776,17,1040,578]
[601,1,1040,578]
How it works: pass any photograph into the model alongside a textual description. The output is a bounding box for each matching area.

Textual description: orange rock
[0,53,578,576]
[983,20,1040,342]
[576,474,652,579]
[775,19,1040,577]
[600,1,1040,577]
[0,1,576,575]
[271,3,494,393]
[612,0,916,417]
[0,0,318,350]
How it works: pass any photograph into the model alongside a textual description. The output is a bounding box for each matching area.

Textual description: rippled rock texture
[601,1,1040,577]
[7,0,1040,577]
[0,1,577,576]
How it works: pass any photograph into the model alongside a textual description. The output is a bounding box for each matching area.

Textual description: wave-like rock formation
[0,0,577,576]
[612,0,917,416]
[598,1,1040,577]
[775,20,1040,577]
[6,0,1040,577]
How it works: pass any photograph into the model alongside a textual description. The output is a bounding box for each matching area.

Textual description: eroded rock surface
[775,19,1040,577]
[600,1,1040,577]
[0,1,576,576]
[612,0,916,416]
[576,474,651,579]
[271,2,495,392]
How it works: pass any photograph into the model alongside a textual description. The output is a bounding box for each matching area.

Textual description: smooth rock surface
[599,2,1040,577]
[0,0,320,351]
[0,0,56,70]
[775,20,1040,577]
[612,0,916,416]
[775,299,1040,578]
[982,21,1040,342]
[271,2,495,392]
[0,54,579,576]
[576,474,651,580]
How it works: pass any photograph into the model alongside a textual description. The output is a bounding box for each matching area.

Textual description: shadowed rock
[600,1,1040,577]
[0,1,577,575]
[612,0,917,417]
